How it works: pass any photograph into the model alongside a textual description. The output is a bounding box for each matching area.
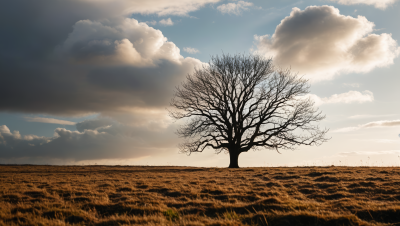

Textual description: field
[0,166,400,225]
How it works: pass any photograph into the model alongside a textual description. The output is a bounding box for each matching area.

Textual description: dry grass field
[0,165,400,226]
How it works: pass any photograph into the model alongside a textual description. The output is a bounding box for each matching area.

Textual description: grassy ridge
[0,165,400,225]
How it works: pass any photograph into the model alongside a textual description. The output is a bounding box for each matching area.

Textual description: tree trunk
[228,151,240,168]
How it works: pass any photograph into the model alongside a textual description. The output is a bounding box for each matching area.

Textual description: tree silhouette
[170,54,328,168]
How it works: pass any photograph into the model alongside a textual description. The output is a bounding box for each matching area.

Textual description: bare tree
[170,54,328,168]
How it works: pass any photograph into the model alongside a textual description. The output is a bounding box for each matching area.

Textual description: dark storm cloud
[0,0,116,60]
[0,1,202,116]
[0,0,219,59]
[0,0,207,162]
[0,59,198,115]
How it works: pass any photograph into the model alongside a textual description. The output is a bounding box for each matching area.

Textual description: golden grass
[0,165,400,225]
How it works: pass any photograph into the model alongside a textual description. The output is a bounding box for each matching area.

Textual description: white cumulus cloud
[183,47,200,54]
[217,1,254,15]
[60,18,193,66]
[254,5,400,81]
[159,18,174,26]
[331,0,398,10]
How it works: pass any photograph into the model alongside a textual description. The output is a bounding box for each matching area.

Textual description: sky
[0,0,400,167]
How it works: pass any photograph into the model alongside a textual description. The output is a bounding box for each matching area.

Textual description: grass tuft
[163,209,179,222]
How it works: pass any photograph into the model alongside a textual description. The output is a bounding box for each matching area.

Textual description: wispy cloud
[333,119,400,132]
[159,18,174,26]
[343,83,360,88]
[83,0,222,16]
[362,120,400,128]
[349,114,396,119]
[24,117,76,125]
[183,47,199,54]
[217,1,254,15]
[330,0,398,10]
[307,90,374,106]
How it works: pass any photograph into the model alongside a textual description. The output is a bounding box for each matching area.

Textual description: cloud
[183,47,200,54]
[330,0,398,10]
[0,0,215,163]
[79,0,220,16]
[75,118,114,132]
[217,1,253,15]
[24,117,76,125]
[159,18,174,26]
[0,1,210,116]
[0,16,202,115]
[0,121,179,161]
[59,18,187,66]
[0,0,219,62]
[348,114,395,119]
[362,120,400,127]
[0,125,50,146]
[121,0,220,16]
[144,20,157,25]
[343,83,360,88]
[254,6,400,81]
[334,119,400,132]
[306,90,374,106]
